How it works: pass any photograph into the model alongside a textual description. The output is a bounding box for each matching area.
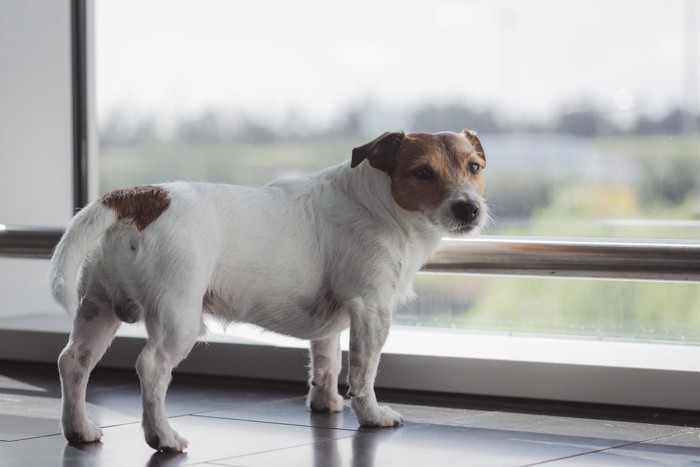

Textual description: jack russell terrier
[50,129,487,452]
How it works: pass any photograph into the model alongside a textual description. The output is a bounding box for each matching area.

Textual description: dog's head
[351,130,488,235]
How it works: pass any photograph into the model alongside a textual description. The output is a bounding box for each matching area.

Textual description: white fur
[51,159,486,452]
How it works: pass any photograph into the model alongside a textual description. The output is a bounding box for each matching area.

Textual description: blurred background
[95,0,700,342]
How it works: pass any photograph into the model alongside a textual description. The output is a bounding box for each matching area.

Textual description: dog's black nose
[451,201,480,223]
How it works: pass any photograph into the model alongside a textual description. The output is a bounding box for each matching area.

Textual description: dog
[49,129,487,452]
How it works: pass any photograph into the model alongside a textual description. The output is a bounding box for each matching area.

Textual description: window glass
[96,0,699,341]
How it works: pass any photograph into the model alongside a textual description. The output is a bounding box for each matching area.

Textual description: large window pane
[96,0,699,341]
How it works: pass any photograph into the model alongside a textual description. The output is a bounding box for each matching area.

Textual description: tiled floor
[1,361,699,466]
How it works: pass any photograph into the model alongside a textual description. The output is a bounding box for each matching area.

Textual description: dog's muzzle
[450,200,482,233]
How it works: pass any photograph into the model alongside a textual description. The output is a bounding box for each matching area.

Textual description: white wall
[0,0,74,317]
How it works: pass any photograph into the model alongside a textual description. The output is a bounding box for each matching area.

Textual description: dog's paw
[63,419,103,444]
[363,405,404,427]
[307,387,345,413]
[146,429,188,453]
[353,398,403,427]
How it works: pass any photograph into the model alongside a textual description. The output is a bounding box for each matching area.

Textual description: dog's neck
[333,161,444,247]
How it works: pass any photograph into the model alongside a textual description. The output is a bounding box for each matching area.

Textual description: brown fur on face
[388,130,486,213]
[101,185,171,231]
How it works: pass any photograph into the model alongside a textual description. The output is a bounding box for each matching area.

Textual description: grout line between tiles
[198,433,357,466]
[189,412,361,432]
[180,394,306,418]
[1,420,146,443]
[521,428,697,466]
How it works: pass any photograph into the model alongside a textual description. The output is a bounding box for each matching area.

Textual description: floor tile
[0,362,306,441]
[449,411,691,442]
[197,396,361,430]
[0,415,354,467]
[208,421,656,467]
[198,397,490,431]
[387,401,489,426]
[0,382,138,441]
[0,362,139,440]
[541,430,700,466]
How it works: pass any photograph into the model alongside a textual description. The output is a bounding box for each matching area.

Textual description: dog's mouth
[453,222,480,234]
[447,219,483,236]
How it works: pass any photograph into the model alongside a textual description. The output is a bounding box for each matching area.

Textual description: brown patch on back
[101,185,171,231]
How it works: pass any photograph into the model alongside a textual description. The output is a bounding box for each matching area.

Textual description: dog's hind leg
[136,298,201,452]
[58,294,121,443]
[307,333,344,412]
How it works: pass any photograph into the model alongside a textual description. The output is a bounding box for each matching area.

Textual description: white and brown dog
[49,129,487,452]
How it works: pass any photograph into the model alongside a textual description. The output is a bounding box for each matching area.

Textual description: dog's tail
[49,201,117,315]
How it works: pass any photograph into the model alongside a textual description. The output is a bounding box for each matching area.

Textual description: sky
[95,0,699,128]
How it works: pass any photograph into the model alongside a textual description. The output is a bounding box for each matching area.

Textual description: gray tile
[0,363,306,440]
[543,430,700,466]
[0,362,140,440]
[165,378,305,416]
[0,415,354,467]
[389,401,489,426]
[197,395,489,431]
[196,396,362,431]
[450,411,691,442]
[210,421,648,467]
[0,388,138,441]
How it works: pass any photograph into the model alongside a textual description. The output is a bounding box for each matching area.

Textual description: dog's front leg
[348,310,403,427]
[307,334,344,412]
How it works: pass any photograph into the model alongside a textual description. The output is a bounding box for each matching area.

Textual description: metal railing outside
[1,224,699,282]
[0,226,63,260]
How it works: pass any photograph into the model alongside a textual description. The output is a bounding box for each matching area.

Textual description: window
[96,0,699,344]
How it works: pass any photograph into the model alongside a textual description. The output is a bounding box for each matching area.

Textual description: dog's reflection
[310,412,399,467]
[62,441,189,467]
[62,441,103,467]
[145,450,188,467]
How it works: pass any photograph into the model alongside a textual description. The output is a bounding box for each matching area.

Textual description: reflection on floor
[1,361,699,466]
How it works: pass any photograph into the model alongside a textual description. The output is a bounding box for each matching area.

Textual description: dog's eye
[414,167,437,180]
[469,163,482,174]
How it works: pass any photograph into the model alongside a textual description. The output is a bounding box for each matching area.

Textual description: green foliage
[459,276,700,341]
[639,154,699,206]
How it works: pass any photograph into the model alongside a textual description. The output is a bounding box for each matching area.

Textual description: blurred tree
[409,103,501,134]
[487,175,552,220]
[634,108,700,135]
[639,153,699,206]
[556,108,613,137]
[100,110,155,147]
[175,111,230,144]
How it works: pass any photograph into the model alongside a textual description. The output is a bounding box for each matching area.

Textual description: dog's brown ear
[463,129,485,161]
[351,131,405,172]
